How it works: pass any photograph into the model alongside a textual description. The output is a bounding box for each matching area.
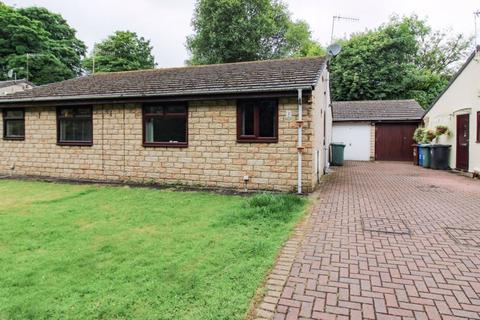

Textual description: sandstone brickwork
[0,98,318,192]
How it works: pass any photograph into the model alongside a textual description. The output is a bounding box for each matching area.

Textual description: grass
[0,180,306,320]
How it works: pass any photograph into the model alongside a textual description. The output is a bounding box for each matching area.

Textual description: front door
[456,114,469,171]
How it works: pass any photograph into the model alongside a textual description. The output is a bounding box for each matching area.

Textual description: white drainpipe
[297,89,303,194]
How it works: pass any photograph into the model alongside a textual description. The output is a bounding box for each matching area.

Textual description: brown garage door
[375,123,418,161]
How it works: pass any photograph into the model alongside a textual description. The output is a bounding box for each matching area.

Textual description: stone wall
[0,98,317,192]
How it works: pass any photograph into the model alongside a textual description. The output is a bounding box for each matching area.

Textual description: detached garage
[332,100,424,161]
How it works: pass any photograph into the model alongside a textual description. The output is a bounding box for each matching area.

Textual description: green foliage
[422,129,437,143]
[0,4,86,85]
[242,192,305,222]
[284,20,326,57]
[435,125,450,137]
[413,127,426,143]
[414,125,451,144]
[0,180,306,319]
[432,125,451,143]
[83,31,156,73]
[186,0,323,64]
[214,192,305,231]
[330,15,472,108]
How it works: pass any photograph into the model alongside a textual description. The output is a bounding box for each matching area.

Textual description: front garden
[0,180,306,319]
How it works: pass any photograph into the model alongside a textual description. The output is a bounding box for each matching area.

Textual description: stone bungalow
[0,57,331,193]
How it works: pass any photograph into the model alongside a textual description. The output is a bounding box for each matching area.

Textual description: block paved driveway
[254,161,480,320]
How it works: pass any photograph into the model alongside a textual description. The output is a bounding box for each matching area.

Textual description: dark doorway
[456,114,469,171]
[375,123,418,161]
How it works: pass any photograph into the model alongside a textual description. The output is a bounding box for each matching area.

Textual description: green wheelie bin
[331,143,346,166]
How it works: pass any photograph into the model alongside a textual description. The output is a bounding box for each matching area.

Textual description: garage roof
[332,100,425,122]
[0,57,326,105]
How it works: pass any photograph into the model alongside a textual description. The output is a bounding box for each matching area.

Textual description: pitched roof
[332,100,425,122]
[423,46,480,118]
[0,79,34,89]
[0,57,326,105]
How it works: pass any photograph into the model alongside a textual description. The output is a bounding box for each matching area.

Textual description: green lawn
[0,180,306,320]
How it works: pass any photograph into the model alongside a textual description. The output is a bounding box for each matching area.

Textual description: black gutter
[0,89,313,108]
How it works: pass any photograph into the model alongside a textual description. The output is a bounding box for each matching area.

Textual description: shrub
[435,125,450,137]
[422,129,436,143]
[413,127,426,143]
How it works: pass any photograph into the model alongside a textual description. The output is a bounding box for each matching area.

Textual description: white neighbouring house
[423,46,480,174]
[332,100,424,161]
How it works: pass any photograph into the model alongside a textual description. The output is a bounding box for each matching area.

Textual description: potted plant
[412,128,425,166]
[435,125,450,137]
[430,125,451,170]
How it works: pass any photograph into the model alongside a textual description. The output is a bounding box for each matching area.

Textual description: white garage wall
[332,122,371,161]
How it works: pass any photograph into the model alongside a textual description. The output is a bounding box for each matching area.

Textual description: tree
[329,15,472,108]
[17,7,86,76]
[83,31,156,73]
[284,20,325,57]
[186,0,323,65]
[0,3,86,85]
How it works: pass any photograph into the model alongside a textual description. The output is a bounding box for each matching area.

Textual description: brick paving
[253,161,480,320]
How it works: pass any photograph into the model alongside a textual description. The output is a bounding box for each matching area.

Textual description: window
[3,109,25,140]
[143,103,188,147]
[57,106,93,145]
[237,99,278,142]
[477,112,480,143]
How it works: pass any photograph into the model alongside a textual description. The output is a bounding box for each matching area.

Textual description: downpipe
[297,89,303,194]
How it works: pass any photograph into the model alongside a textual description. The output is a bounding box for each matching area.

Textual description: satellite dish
[327,43,342,57]
[7,69,14,78]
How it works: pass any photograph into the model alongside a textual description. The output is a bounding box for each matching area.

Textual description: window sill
[143,142,188,148]
[57,141,93,147]
[3,137,25,141]
[237,138,278,144]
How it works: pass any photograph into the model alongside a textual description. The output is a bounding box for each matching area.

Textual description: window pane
[5,110,24,119]
[6,120,24,137]
[59,119,92,142]
[241,104,255,136]
[60,119,73,141]
[146,119,154,143]
[145,106,164,114]
[145,117,186,143]
[259,101,276,137]
[76,119,92,141]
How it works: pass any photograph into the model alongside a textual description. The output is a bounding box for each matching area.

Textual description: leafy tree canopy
[330,15,472,108]
[0,3,86,85]
[186,0,324,65]
[83,31,156,73]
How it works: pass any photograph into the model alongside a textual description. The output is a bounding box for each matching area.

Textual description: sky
[5,0,480,67]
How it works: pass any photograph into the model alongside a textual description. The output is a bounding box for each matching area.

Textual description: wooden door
[375,123,417,161]
[456,114,469,171]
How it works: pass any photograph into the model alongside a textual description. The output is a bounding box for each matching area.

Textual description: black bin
[430,145,451,170]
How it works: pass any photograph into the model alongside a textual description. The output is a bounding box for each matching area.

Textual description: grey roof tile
[332,100,425,122]
[0,57,326,104]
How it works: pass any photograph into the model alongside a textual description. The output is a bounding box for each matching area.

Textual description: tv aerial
[330,15,359,44]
